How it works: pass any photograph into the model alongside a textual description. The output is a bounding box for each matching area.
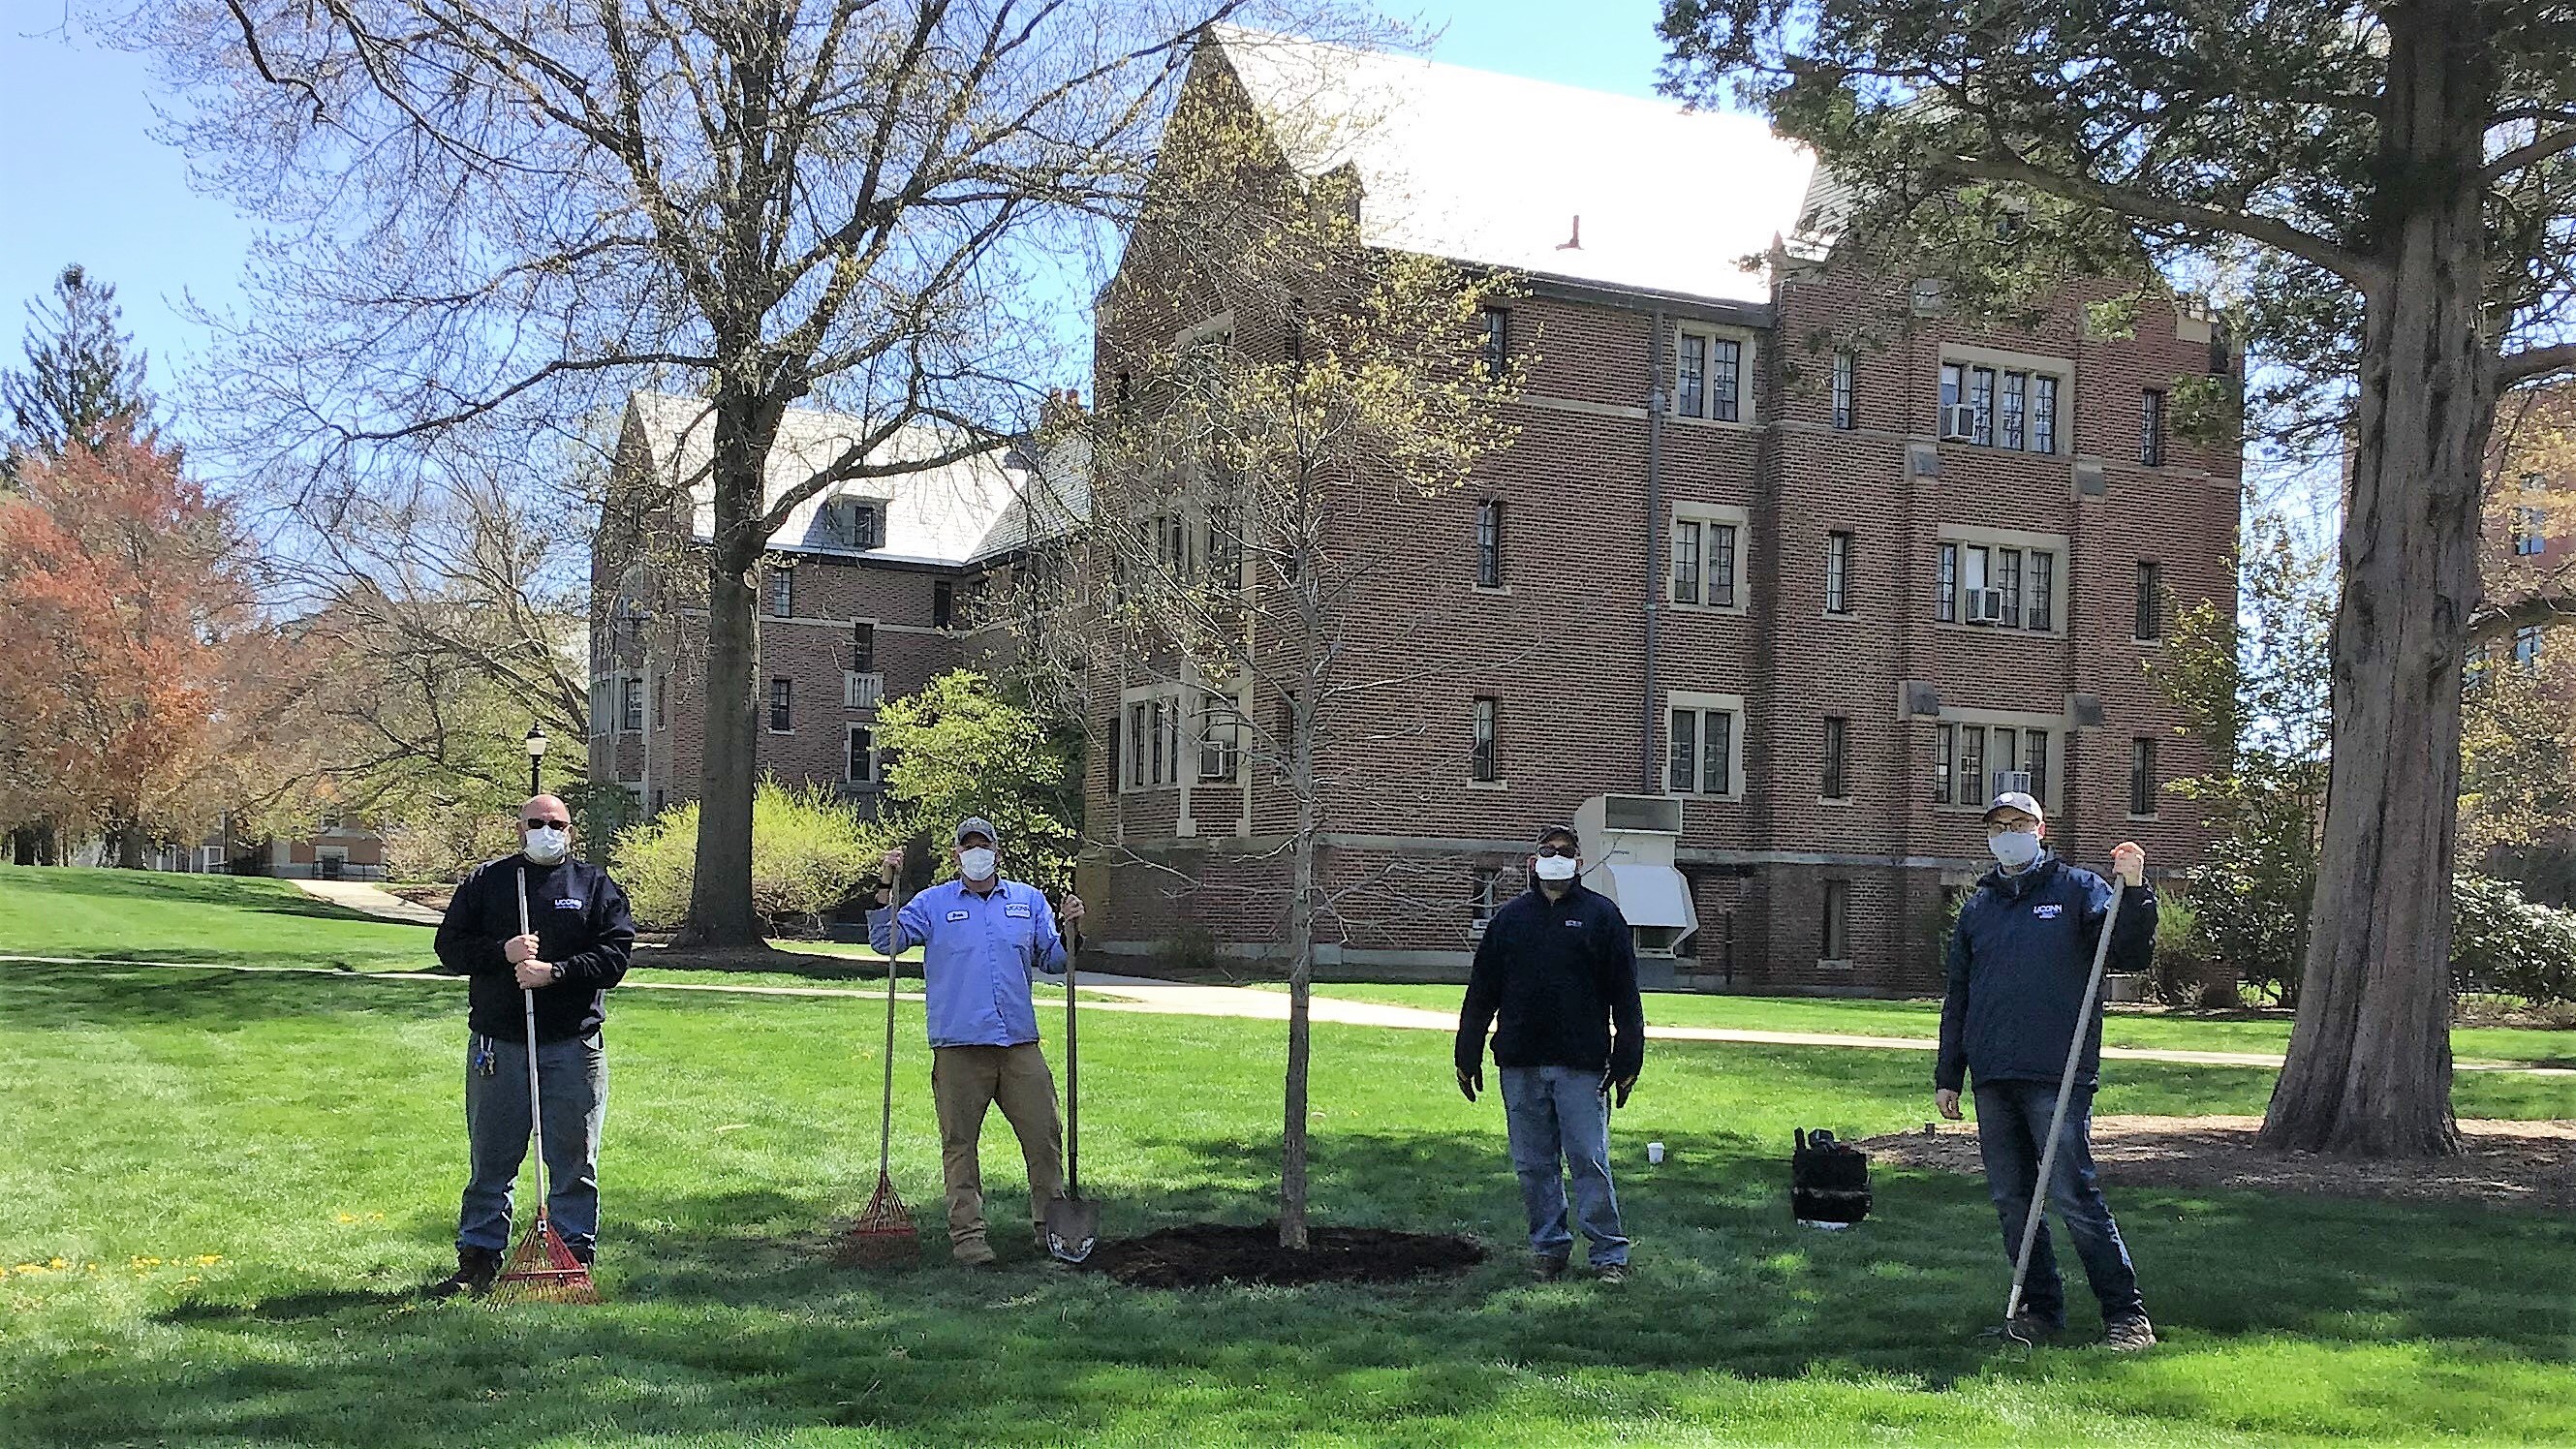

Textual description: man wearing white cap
[1935,790,2158,1348]
[869,817,1082,1266]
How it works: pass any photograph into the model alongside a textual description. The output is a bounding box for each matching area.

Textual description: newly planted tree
[1661,0,2576,1155]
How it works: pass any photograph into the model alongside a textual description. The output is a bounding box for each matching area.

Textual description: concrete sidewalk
[286,879,446,926]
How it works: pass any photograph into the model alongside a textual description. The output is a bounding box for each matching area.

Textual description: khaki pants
[931,1043,1064,1249]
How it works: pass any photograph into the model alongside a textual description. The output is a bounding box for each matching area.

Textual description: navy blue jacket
[1456,882,1645,1079]
[433,855,636,1043]
[1936,855,2156,1093]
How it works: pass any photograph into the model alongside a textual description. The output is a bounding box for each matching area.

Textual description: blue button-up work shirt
[869,878,1070,1048]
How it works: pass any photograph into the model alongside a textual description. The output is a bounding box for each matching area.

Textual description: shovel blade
[1043,1195,1100,1263]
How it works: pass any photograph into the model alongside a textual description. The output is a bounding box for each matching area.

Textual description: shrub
[381,807,522,884]
[609,779,878,935]
[2451,873,2576,1005]
[2182,830,2314,1005]
[2146,889,2228,1007]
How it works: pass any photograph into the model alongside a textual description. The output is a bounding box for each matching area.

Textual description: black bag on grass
[1791,1128,1871,1227]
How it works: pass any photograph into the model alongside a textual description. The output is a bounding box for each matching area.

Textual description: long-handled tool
[841,876,918,1267]
[1981,876,2126,1355]
[491,869,600,1305]
[1042,928,1100,1264]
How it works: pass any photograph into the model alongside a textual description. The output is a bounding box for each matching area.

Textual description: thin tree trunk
[1280,694,1317,1250]
[2262,0,2492,1157]
[684,394,771,948]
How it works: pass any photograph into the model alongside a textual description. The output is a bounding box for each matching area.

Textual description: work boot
[2103,1315,2157,1351]
[2005,1312,2062,1344]
[1531,1254,1568,1282]
[567,1241,596,1268]
[952,1237,998,1268]
[1594,1262,1629,1285]
[426,1245,502,1300]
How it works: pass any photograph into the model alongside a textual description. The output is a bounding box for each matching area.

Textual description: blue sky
[0,3,1677,423]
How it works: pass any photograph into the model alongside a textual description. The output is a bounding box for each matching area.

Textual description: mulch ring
[1082,1223,1485,1289]
[1860,1116,2576,1211]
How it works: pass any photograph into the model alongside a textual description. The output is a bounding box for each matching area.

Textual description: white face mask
[1533,853,1578,882]
[1986,830,2043,871]
[958,847,998,881]
[522,824,571,865]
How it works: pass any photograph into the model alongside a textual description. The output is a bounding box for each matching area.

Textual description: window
[847,724,875,784]
[1823,532,1853,613]
[1198,698,1241,782]
[851,621,876,673]
[1475,500,1505,588]
[2129,738,2158,816]
[1666,699,1738,797]
[2135,562,2163,640]
[768,567,794,618]
[1822,716,1849,799]
[1831,350,1855,430]
[2514,478,2548,556]
[2515,624,2545,673]
[1942,360,2064,452]
[1675,328,1744,420]
[1936,722,2050,808]
[1469,867,1502,932]
[1671,509,1742,608]
[769,677,793,733]
[620,677,643,733]
[1471,696,1500,783]
[1120,696,1186,789]
[1206,512,1243,591]
[1151,510,1188,571]
[2140,389,2167,467]
[1478,307,1509,378]
[932,579,954,629]
[654,672,668,728]
[1821,879,1851,962]
[1939,533,2062,632]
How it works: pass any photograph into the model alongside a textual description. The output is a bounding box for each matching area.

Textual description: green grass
[7,871,2576,1445]
[1279,981,2576,1068]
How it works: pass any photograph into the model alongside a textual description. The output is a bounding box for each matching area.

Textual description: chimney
[1039,387,1086,433]
[1556,214,1583,251]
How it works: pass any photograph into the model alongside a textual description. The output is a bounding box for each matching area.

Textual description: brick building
[1072,30,2239,994]
[2477,382,2576,674]
[588,391,1081,821]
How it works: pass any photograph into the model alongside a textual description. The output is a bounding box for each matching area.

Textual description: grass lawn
[6,874,2576,1445]
[1274,981,2576,1068]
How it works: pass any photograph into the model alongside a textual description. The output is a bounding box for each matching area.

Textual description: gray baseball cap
[1534,823,1580,849]
[1982,791,2045,823]
[954,817,999,845]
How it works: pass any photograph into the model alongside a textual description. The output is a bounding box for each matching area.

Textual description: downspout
[1643,309,1667,792]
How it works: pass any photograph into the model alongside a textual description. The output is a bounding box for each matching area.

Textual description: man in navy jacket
[426,794,634,1296]
[1936,790,2157,1349]
[1456,824,1646,1282]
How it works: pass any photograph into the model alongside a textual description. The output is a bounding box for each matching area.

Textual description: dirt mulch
[1861,1116,2576,1211]
[384,885,453,911]
[1082,1223,1484,1289]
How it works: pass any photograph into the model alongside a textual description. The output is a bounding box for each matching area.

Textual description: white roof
[623,392,1079,567]
[1211,28,1814,305]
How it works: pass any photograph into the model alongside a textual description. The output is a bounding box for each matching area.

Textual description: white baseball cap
[1982,791,2045,823]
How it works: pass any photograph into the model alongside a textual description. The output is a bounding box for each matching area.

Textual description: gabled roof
[1208,27,1814,306]
[620,391,1082,568]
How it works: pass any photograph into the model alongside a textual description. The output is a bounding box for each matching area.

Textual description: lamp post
[524,724,548,796]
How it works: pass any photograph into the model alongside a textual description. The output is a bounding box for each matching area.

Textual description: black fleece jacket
[433,855,635,1043]
[1455,881,1646,1079]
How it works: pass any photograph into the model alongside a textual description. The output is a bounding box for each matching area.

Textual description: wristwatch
[549,962,566,983]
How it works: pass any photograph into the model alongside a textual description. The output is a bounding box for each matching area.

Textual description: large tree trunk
[1280,696,1318,1250]
[684,394,772,947]
[2261,0,2494,1156]
[114,820,147,870]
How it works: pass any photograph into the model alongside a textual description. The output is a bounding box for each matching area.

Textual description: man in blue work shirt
[1456,824,1645,1282]
[1936,790,2158,1350]
[870,817,1083,1266]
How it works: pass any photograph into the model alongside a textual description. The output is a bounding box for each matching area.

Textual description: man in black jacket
[1936,791,2157,1349]
[426,794,635,1297]
[1455,825,1646,1281]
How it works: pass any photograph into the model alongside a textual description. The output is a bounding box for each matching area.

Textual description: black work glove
[1456,1064,1482,1102]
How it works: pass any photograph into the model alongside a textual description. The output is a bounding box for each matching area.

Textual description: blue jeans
[459,1031,607,1255]
[1973,1079,2143,1327]
[1499,1064,1629,1265]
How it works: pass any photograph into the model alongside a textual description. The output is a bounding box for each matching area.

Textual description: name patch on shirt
[2033,904,2064,920]
[1006,903,1033,918]
[554,898,583,910]
[1565,918,1583,928]
[946,909,972,922]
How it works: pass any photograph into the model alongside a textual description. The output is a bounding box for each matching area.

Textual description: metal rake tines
[838,1176,919,1266]
[490,1218,600,1305]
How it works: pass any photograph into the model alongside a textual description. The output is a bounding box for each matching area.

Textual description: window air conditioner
[1941,403,1980,440]
[1993,770,2033,798]
[1964,588,2004,625]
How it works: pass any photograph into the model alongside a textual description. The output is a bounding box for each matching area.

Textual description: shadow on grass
[0,1125,2560,1448]
[0,864,420,927]
[0,964,461,1031]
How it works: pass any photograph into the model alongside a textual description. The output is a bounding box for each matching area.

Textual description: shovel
[1043,928,1100,1264]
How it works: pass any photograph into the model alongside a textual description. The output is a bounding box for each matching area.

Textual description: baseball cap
[1534,823,1580,850]
[954,817,999,845]
[1981,791,2045,824]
